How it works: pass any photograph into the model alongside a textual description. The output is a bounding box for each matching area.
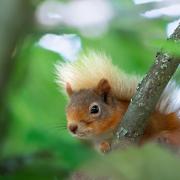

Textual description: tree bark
[112,24,180,147]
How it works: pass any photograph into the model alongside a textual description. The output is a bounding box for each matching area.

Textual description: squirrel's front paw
[99,141,111,153]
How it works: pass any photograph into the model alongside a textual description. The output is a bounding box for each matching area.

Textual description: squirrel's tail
[157,81,180,118]
[55,51,140,100]
[55,51,180,117]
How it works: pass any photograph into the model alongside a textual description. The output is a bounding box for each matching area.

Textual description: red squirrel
[56,51,180,153]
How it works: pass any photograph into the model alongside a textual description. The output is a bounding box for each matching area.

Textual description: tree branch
[112,24,180,147]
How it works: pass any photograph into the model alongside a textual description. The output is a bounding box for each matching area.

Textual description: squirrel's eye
[89,102,101,116]
[91,105,99,114]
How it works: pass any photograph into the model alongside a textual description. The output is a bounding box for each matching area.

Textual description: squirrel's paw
[99,141,111,154]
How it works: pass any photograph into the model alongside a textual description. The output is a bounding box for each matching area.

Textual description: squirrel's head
[65,78,126,139]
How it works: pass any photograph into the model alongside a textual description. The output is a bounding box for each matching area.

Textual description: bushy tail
[55,51,180,117]
[55,51,140,100]
[156,81,180,118]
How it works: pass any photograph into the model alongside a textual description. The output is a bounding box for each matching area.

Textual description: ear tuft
[96,78,111,96]
[66,82,73,97]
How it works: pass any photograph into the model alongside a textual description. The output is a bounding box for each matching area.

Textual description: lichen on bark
[113,24,180,147]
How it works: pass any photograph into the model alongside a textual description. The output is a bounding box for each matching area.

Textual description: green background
[1,0,180,179]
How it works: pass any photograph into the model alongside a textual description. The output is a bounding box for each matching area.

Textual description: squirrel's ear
[96,79,111,97]
[66,83,73,97]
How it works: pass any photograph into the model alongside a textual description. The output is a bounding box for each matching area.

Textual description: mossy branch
[112,24,180,147]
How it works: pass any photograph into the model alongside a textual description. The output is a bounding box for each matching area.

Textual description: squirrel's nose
[69,124,78,134]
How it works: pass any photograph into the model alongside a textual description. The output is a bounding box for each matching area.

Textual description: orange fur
[141,112,180,145]
[67,97,180,146]
[65,78,180,152]
[88,101,128,135]
[57,52,180,152]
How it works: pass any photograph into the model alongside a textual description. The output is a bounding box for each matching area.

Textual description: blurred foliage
[75,144,180,180]
[0,0,180,179]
